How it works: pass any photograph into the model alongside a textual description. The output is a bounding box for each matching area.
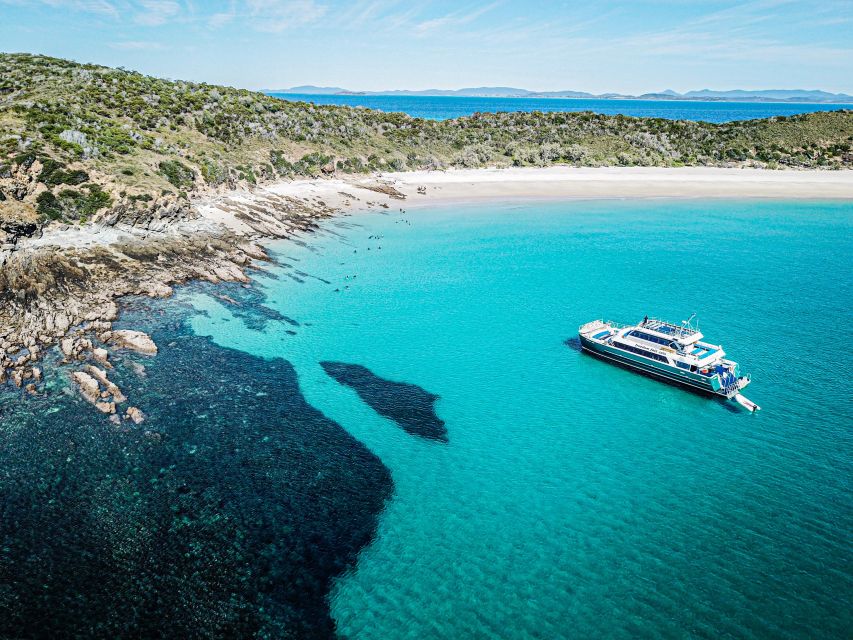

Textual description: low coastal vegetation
[1,53,852,228]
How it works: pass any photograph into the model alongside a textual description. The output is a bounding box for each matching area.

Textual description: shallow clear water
[268,93,853,123]
[1,199,851,637]
[185,199,852,638]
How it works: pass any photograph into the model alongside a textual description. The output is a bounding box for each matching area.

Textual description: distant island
[268,86,853,104]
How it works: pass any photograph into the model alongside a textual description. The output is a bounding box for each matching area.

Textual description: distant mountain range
[267,86,853,103]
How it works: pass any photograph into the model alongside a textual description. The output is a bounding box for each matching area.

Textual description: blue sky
[2,0,852,93]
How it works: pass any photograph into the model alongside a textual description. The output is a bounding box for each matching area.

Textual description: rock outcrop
[70,365,127,415]
[125,406,145,424]
[71,371,101,406]
[110,330,157,355]
[0,178,348,419]
[84,364,126,403]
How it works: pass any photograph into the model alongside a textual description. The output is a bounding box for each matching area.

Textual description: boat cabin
[619,318,726,367]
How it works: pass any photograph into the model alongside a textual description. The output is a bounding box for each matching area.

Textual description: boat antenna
[681,313,697,336]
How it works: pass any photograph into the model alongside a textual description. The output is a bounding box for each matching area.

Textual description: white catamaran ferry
[578,315,760,411]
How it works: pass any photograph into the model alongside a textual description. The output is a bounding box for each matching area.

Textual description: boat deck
[643,319,698,338]
[690,345,719,359]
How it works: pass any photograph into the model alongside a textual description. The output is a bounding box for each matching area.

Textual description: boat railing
[603,319,632,330]
[722,381,740,398]
[583,317,700,338]
[643,317,700,339]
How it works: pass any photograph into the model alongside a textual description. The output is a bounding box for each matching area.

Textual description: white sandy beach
[251,166,853,218]
[19,166,853,253]
[381,166,853,203]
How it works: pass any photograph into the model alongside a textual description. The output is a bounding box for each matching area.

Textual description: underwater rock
[92,347,110,365]
[125,406,145,424]
[84,364,126,403]
[95,400,116,414]
[320,361,448,442]
[71,368,123,413]
[111,330,157,355]
[144,281,174,298]
[71,370,101,405]
[60,337,74,357]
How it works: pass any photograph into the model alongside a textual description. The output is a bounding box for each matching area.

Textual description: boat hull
[579,335,723,397]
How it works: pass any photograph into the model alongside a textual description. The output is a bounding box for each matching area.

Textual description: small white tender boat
[578,315,760,411]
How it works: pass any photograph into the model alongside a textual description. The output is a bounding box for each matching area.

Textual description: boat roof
[638,319,703,344]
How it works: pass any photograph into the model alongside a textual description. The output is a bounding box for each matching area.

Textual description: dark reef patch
[320,362,448,443]
[206,280,299,331]
[0,294,392,638]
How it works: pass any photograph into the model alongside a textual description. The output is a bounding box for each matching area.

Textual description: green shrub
[13,152,36,169]
[200,160,227,185]
[270,150,294,176]
[293,152,331,176]
[39,158,90,186]
[158,160,195,188]
[36,191,63,219]
[38,184,113,220]
[98,126,136,154]
[78,184,112,215]
[336,157,367,173]
[387,156,405,171]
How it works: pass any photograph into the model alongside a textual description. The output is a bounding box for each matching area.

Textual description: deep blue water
[1,198,852,638]
[268,93,853,123]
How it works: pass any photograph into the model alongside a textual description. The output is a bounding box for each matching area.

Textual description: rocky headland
[0,172,410,417]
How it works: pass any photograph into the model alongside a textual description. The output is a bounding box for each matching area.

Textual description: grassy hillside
[1,53,852,225]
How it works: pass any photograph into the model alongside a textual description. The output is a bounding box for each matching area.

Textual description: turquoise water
[183,199,853,638]
[268,93,853,123]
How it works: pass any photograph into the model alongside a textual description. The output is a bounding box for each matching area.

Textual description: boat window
[614,341,669,363]
[676,361,690,370]
[629,330,677,347]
